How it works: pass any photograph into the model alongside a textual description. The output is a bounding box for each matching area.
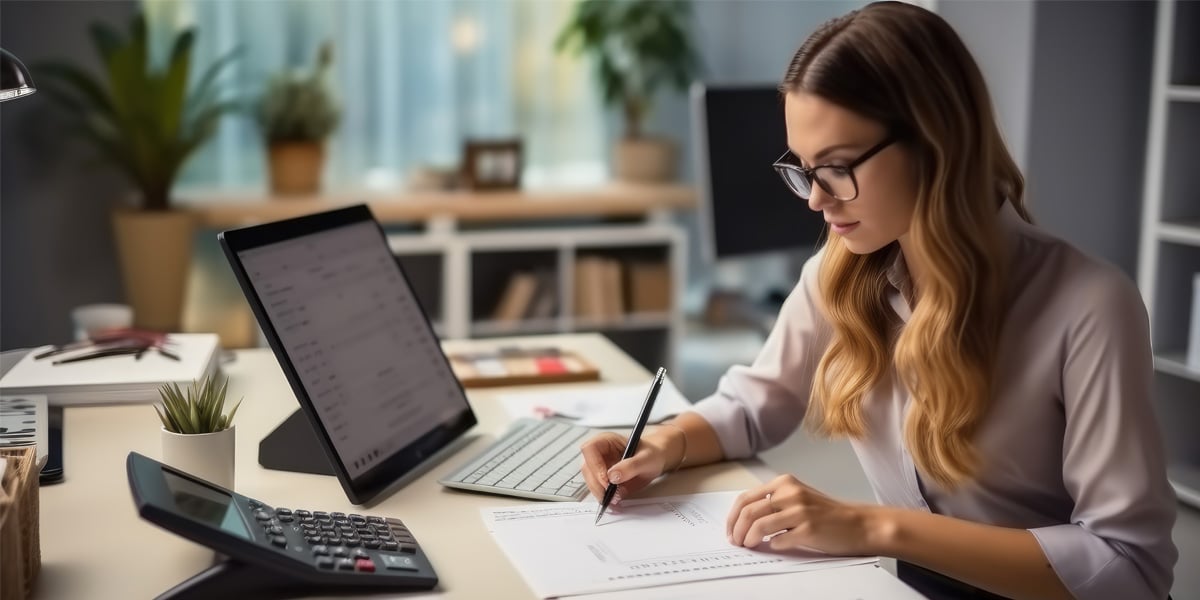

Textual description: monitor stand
[258,409,335,476]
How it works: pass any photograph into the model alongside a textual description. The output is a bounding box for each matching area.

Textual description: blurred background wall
[0,0,1158,349]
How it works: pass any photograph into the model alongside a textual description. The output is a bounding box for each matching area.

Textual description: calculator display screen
[162,470,250,539]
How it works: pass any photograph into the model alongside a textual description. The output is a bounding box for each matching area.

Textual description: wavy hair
[783,1,1031,487]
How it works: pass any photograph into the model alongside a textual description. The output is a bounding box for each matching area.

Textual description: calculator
[126,452,438,599]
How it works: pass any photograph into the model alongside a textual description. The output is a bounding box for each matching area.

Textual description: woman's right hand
[579,431,671,505]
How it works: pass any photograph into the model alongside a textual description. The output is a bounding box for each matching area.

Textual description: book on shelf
[0,333,221,406]
[524,269,559,321]
[574,256,625,321]
[491,271,540,323]
[446,346,600,388]
[627,260,671,313]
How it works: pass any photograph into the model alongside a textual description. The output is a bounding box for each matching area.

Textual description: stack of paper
[0,334,221,406]
[0,395,47,467]
[496,376,692,428]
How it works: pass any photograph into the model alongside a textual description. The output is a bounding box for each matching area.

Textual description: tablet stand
[258,409,335,476]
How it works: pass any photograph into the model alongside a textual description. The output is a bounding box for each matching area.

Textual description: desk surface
[34,333,919,599]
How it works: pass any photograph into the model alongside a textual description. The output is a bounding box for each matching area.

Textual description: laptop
[219,205,589,505]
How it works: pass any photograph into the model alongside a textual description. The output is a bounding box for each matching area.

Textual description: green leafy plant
[35,13,239,212]
[555,0,701,139]
[154,372,242,435]
[256,41,340,143]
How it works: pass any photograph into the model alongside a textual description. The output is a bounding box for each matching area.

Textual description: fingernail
[609,470,622,483]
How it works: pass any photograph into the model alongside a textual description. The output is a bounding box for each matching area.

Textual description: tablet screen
[219,206,475,504]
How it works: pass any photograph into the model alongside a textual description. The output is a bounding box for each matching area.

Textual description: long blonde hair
[783,1,1031,487]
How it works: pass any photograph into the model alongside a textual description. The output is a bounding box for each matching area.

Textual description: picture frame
[461,139,523,191]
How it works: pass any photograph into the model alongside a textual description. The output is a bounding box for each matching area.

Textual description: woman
[578,3,1177,599]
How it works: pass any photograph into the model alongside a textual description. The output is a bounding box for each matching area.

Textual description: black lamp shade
[1,48,37,102]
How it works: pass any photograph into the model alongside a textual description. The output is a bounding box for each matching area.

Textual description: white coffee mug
[71,303,134,340]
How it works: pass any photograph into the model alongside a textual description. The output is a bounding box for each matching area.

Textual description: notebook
[0,333,221,405]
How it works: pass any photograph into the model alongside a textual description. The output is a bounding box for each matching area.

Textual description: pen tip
[594,513,602,525]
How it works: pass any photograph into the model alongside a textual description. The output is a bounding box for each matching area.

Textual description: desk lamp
[1,48,37,102]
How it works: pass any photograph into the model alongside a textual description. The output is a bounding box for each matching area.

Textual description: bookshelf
[1137,0,1200,509]
[388,223,686,374]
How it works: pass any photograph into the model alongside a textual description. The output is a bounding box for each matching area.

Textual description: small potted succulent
[155,372,242,490]
[256,41,340,196]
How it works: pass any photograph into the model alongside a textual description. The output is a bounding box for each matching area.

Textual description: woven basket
[0,446,40,600]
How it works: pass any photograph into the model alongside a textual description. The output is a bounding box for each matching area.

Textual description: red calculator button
[355,558,376,573]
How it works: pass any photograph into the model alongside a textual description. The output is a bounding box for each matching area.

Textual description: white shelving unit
[388,222,686,375]
[1137,0,1200,509]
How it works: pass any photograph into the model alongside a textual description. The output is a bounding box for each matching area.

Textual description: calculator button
[363,540,381,549]
[350,515,367,525]
[267,525,284,536]
[354,549,370,559]
[276,508,293,516]
[398,543,417,554]
[305,536,323,544]
[343,539,361,548]
[315,557,335,570]
[382,542,399,551]
[380,554,418,572]
[312,545,329,556]
[367,516,386,524]
[331,512,346,519]
[354,558,376,573]
[270,536,288,548]
[326,536,343,545]
[332,546,350,558]
[320,523,335,531]
[314,511,330,520]
[296,510,312,518]
[278,515,294,523]
[254,510,272,521]
[336,558,356,571]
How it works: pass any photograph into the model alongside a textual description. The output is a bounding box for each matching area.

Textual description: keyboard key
[354,558,376,573]
[380,554,418,572]
[336,558,355,571]
[316,557,335,570]
[312,545,329,556]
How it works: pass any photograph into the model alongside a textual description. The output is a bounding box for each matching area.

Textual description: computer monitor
[218,206,477,505]
[691,82,827,261]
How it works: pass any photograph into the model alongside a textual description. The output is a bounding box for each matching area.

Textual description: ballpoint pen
[594,366,666,525]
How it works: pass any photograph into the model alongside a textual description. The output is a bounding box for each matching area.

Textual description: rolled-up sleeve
[1029,269,1177,599]
[689,253,832,459]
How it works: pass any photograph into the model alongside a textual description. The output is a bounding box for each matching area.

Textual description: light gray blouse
[690,203,1178,599]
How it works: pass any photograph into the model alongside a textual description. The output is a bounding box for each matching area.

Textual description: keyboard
[439,418,591,501]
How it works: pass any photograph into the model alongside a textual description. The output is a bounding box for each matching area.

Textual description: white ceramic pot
[161,426,236,490]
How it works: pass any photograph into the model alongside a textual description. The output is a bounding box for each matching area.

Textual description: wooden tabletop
[177,183,696,228]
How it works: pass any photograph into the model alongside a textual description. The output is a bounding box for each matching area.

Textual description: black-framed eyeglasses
[772,136,896,202]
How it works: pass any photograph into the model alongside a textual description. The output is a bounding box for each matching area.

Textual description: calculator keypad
[253,505,425,575]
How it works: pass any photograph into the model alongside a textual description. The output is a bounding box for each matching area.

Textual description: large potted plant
[37,14,238,332]
[256,42,340,196]
[555,0,701,182]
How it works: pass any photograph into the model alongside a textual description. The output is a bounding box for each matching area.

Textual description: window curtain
[145,0,607,192]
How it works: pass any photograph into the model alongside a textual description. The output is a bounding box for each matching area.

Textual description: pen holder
[0,446,41,600]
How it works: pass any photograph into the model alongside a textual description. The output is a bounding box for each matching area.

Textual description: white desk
[33,333,921,599]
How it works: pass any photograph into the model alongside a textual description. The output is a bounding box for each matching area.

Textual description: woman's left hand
[725,474,874,556]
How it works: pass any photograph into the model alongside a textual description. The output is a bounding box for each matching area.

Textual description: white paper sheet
[481,491,875,598]
[496,377,692,428]
[580,564,923,600]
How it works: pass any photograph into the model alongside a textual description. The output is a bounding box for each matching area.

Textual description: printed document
[496,377,691,428]
[481,491,874,598]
